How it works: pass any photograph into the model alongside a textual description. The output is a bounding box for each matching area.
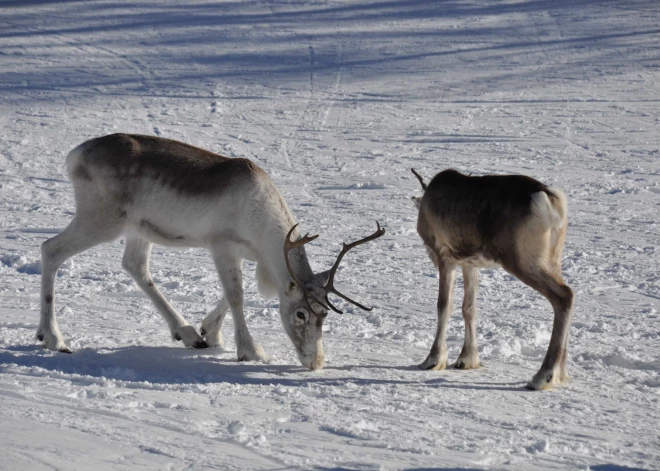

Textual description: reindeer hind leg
[39,213,123,352]
[507,262,573,390]
[455,265,480,369]
[200,297,230,348]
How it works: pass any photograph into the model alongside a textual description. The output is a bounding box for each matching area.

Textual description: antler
[323,221,385,314]
[411,168,427,191]
[284,224,329,315]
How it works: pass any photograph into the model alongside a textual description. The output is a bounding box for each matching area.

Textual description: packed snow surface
[1,0,659,469]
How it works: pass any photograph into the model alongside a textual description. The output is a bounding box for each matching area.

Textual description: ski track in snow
[1,1,659,470]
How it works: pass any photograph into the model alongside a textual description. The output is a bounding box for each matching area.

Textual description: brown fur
[415,169,574,390]
[69,133,265,196]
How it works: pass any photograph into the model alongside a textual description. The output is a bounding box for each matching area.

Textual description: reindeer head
[281,222,385,370]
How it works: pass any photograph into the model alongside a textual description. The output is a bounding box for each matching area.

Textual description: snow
[1,0,659,469]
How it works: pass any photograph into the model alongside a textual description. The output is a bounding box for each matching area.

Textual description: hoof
[237,353,267,362]
[38,330,69,352]
[418,354,447,371]
[527,369,563,390]
[201,327,224,348]
[418,361,446,371]
[236,343,268,362]
[173,325,208,347]
[454,360,481,370]
[193,340,209,349]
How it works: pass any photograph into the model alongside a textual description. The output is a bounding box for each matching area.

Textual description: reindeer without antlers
[411,168,574,390]
[39,133,384,370]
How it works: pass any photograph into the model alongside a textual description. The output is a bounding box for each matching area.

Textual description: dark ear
[313,270,331,288]
[285,280,298,296]
[412,196,422,209]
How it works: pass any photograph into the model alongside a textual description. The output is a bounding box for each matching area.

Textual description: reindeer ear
[314,270,331,288]
[412,196,422,209]
[284,280,298,296]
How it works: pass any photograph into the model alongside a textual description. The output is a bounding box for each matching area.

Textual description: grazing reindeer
[39,133,384,370]
[411,168,573,390]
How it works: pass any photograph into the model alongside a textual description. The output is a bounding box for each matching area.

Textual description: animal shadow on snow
[0,345,301,385]
[319,468,483,471]
[328,363,525,392]
[1,345,524,390]
[0,345,413,387]
[591,465,653,471]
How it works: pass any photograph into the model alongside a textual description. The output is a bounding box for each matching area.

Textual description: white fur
[40,134,328,369]
[531,189,566,229]
[256,263,278,300]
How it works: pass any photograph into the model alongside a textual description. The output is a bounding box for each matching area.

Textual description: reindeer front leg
[200,297,230,348]
[212,249,268,362]
[419,259,456,370]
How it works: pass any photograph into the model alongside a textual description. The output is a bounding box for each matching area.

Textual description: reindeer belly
[121,183,239,247]
[132,218,193,246]
[432,217,501,269]
[458,252,500,269]
[433,243,498,268]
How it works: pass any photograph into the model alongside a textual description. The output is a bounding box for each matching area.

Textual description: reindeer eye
[296,311,306,320]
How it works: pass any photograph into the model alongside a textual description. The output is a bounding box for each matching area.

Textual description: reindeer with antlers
[411,168,574,390]
[39,133,384,370]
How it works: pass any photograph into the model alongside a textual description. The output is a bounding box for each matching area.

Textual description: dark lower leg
[456,266,479,369]
[419,260,456,370]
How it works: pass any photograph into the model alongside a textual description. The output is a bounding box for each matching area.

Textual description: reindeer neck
[256,206,315,295]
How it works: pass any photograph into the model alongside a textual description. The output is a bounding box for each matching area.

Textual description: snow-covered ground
[1,0,659,469]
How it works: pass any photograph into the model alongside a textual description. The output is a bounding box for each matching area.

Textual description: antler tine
[324,221,385,314]
[284,224,328,314]
[284,224,319,250]
[284,224,317,287]
[324,290,373,314]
